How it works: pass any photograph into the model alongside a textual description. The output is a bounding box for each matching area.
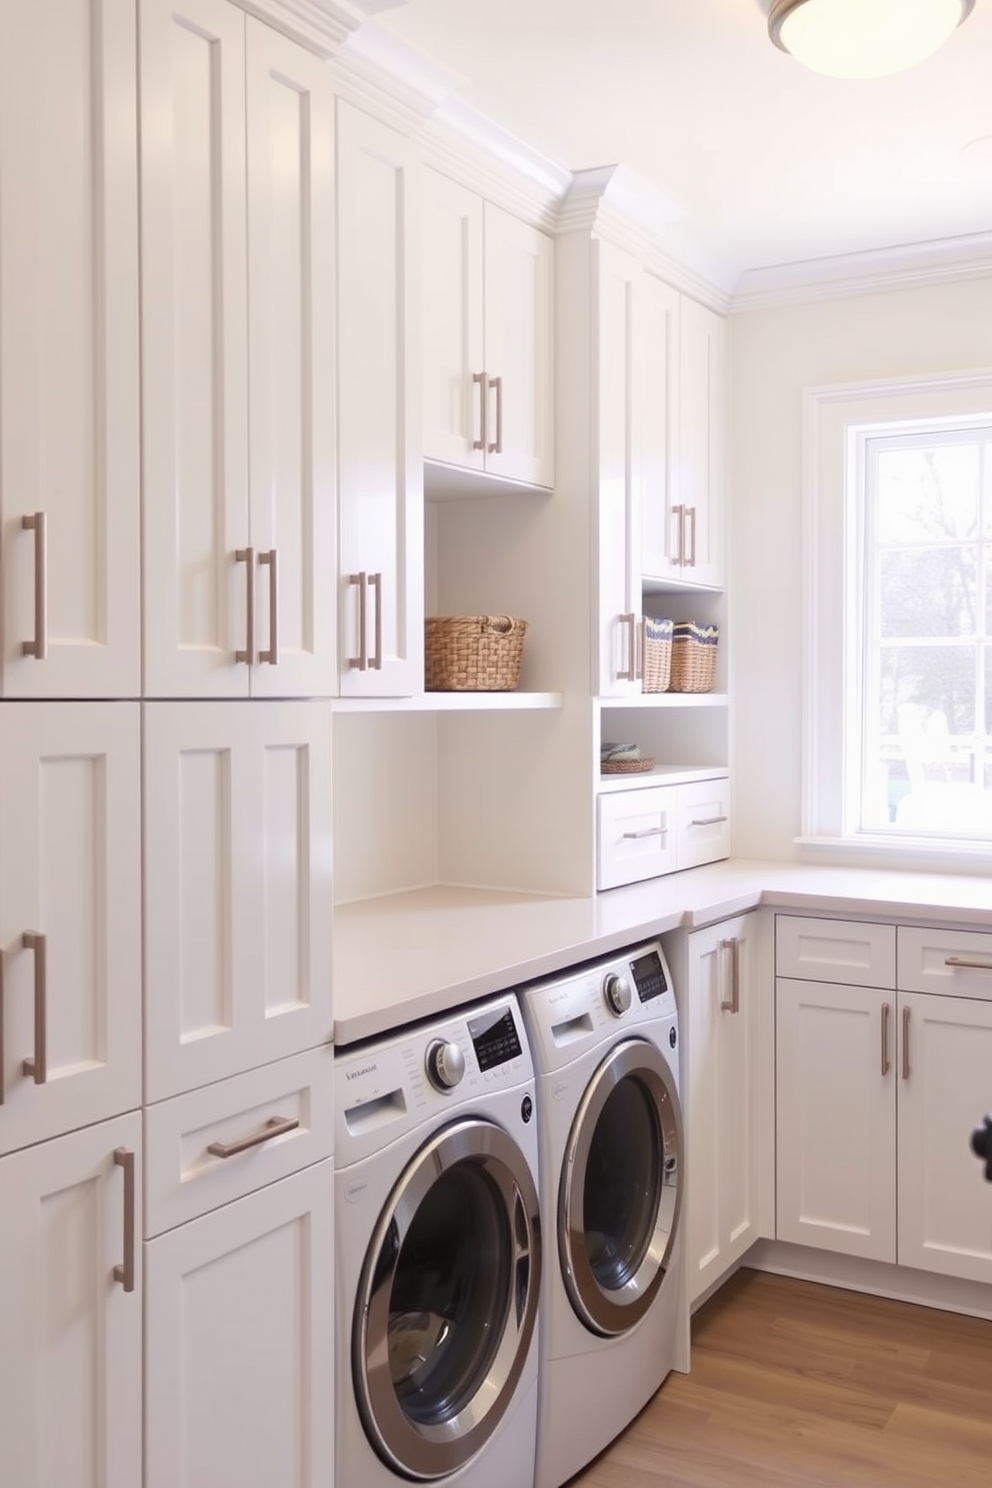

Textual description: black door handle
[971,1114,992,1181]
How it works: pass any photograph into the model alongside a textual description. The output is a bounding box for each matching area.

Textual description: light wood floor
[571,1269,992,1487]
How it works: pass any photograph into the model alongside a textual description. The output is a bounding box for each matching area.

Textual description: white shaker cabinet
[676,295,726,589]
[336,100,424,697]
[685,913,772,1304]
[422,170,554,489]
[0,0,140,698]
[639,274,681,583]
[145,1159,334,1488]
[143,701,333,1103]
[0,703,141,1156]
[0,1112,143,1488]
[141,0,336,698]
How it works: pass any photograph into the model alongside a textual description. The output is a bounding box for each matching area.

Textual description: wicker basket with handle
[669,621,719,693]
[425,615,527,691]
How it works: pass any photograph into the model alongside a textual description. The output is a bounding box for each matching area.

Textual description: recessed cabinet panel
[0,704,141,1156]
[676,777,732,870]
[144,702,333,1102]
[0,0,140,698]
[776,915,896,988]
[897,925,992,1000]
[640,275,681,582]
[422,171,486,470]
[140,0,250,697]
[0,1113,142,1488]
[145,1161,334,1488]
[597,785,676,889]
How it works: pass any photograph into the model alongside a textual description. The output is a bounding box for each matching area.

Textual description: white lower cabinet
[596,774,730,889]
[0,1112,143,1488]
[145,1158,334,1488]
[776,915,992,1284]
[685,912,772,1304]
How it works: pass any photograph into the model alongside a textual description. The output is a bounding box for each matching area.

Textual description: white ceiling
[347,0,992,294]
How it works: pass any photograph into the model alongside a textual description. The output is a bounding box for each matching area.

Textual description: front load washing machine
[516,941,687,1488]
[334,993,541,1488]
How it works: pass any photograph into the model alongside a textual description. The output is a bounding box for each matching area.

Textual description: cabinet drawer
[144,1046,334,1237]
[898,925,992,1000]
[776,915,895,988]
[676,777,731,871]
[597,786,677,890]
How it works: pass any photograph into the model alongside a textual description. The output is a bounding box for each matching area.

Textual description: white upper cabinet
[336,100,424,697]
[141,0,336,698]
[143,701,333,1103]
[0,704,142,1157]
[0,0,140,698]
[639,275,681,583]
[594,239,642,697]
[422,172,555,490]
[676,295,726,589]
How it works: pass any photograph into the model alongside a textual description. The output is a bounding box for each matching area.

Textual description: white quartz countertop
[332,858,992,1047]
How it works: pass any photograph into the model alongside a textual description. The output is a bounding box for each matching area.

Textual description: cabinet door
[336,100,424,697]
[0,0,140,698]
[0,704,141,1156]
[594,238,642,697]
[245,20,336,699]
[143,702,333,1102]
[145,1159,334,1488]
[676,776,732,870]
[776,978,895,1261]
[678,296,726,589]
[897,990,992,1284]
[422,170,486,471]
[482,203,554,488]
[687,915,766,1304]
[640,275,681,582]
[140,0,251,698]
[0,1112,142,1488]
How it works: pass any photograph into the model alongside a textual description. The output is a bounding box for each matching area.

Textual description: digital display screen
[468,1007,522,1071]
[631,950,668,1003]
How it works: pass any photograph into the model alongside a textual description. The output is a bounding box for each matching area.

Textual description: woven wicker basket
[425,615,527,691]
[669,621,719,693]
[642,618,674,693]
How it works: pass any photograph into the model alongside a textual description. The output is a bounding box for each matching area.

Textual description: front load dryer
[334,994,541,1488]
[516,941,687,1488]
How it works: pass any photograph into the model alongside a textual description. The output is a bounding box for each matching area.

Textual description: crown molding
[418,99,570,231]
[231,0,364,56]
[731,231,992,311]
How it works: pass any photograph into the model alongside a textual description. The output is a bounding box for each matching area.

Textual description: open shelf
[331,691,564,713]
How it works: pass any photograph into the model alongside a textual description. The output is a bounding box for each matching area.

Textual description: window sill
[796,834,992,875]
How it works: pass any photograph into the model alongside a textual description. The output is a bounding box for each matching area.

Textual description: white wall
[731,274,992,862]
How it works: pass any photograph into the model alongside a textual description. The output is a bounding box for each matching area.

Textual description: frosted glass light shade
[768,0,975,79]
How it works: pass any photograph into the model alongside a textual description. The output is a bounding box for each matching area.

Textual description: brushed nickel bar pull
[636,616,644,681]
[902,1005,911,1081]
[113,1148,135,1293]
[258,549,279,665]
[472,371,488,451]
[944,956,992,971]
[21,931,47,1084]
[488,375,503,455]
[234,546,255,664]
[719,938,740,1013]
[881,1001,891,1077]
[207,1115,299,1159]
[21,512,48,659]
[0,950,5,1105]
[686,505,698,567]
[622,827,666,840]
[673,504,685,567]
[617,612,637,681]
[369,572,383,671]
[690,815,729,827]
[348,572,368,670]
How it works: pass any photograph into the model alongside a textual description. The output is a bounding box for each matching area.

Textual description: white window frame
[801,368,992,866]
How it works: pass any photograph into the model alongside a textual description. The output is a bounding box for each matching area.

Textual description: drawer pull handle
[488,374,503,455]
[690,815,728,827]
[881,1001,891,1077]
[258,549,279,665]
[472,371,488,451]
[21,931,47,1084]
[944,956,992,971]
[234,546,255,664]
[617,612,637,681]
[720,937,740,1013]
[348,572,368,670]
[207,1115,299,1160]
[369,571,383,671]
[21,512,48,659]
[902,1006,911,1081]
[113,1148,136,1294]
[622,827,667,840]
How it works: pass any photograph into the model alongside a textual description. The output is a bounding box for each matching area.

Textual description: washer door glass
[559,1038,682,1337]
[354,1116,540,1480]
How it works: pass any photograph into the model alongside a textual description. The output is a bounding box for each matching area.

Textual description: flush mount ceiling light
[768,0,975,79]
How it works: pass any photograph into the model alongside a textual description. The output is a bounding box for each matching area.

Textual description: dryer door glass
[559,1038,683,1337]
[355,1117,541,1479]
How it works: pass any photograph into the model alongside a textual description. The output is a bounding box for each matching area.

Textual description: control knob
[426,1039,466,1092]
[972,1113,992,1182]
[603,971,632,1016]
